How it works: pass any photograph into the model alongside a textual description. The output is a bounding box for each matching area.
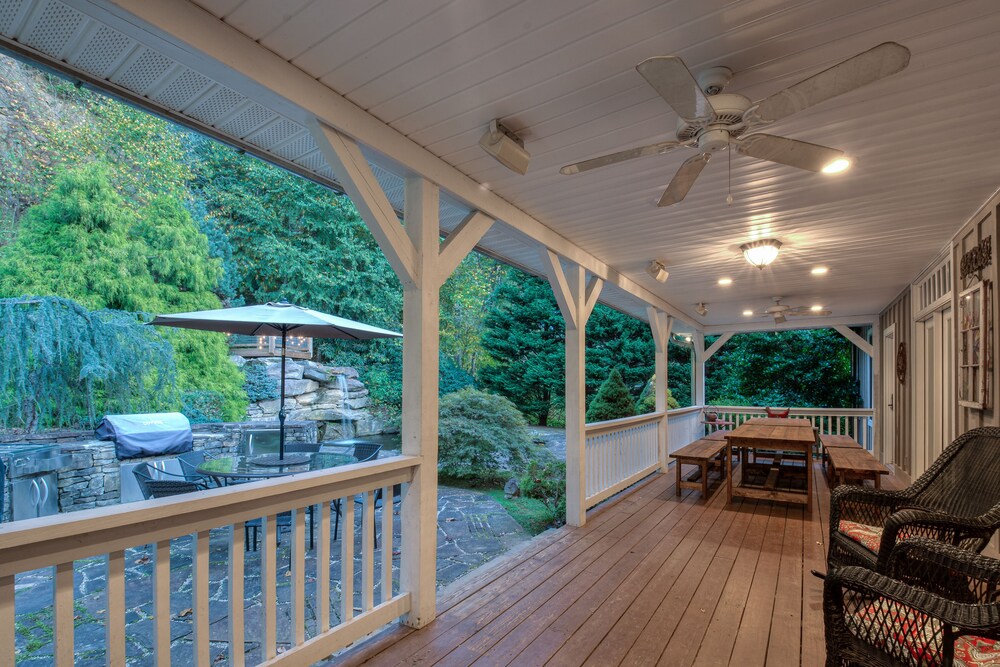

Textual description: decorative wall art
[959,279,992,409]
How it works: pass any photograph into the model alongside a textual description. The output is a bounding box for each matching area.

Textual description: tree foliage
[705,330,860,407]
[437,388,534,483]
[0,296,176,431]
[586,369,637,422]
[479,271,565,424]
[0,164,246,420]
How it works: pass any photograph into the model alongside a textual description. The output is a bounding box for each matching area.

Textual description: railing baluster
[292,507,306,646]
[381,486,393,604]
[262,515,277,659]
[341,495,355,623]
[54,561,74,666]
[153,540,170,666]
[106,550,126,666]
[317,502,331,633]
[194,530,210,666]
[229,523,245,667]
[0,575,12,665]
[362,492,375,613]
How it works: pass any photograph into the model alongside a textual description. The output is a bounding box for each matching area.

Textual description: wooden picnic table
[725,420,816,510]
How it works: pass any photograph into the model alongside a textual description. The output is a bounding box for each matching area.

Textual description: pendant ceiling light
[741,239,782,269]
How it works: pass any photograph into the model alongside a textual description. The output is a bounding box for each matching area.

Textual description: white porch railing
[585,413,662,508]
[707,405,875,451]
[666,405,704,456]
[0,456,419,666]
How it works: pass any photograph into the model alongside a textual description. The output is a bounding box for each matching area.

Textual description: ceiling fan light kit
[741,239,782,268]
[479,119,530,175]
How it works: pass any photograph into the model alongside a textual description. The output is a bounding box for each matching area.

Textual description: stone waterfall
[237,357,375,441]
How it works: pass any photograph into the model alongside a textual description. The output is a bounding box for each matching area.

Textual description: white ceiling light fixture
[741,239,782,269]
[479,119,530,175]
[646,259,669,282]
[811,266,829,275]
[742,310,754,316]
[695,303,708,316]
[718,277,733,285]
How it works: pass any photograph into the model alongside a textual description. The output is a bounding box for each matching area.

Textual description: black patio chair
[132,462,210,500]
[331,443,384,540]
[828,427,1000,573]
[824,536,1000,666]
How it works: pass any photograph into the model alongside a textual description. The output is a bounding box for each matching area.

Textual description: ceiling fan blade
[788,309,832,316]
[559,140,685,175]
[737,134,843,172]
[658,153,710,207]
[636,56,713,122]
[755,42,910,123]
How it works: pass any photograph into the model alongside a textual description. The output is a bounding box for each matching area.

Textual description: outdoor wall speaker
[479,120,530,175]
[646,260,669,283]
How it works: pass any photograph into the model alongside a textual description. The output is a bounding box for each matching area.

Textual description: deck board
[338,461,905,667]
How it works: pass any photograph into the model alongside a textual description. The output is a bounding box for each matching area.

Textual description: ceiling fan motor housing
[676,93,752,144]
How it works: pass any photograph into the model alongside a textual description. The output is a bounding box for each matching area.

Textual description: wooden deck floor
[335,460,903,667]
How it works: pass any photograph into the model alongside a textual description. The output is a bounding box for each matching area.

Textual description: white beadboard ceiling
[2,0,1000,331]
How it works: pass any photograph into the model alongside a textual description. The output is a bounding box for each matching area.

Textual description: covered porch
[0,0,998,665]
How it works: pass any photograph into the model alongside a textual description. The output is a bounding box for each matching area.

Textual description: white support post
[647,308,672,472]
[399,176,440,628]
[542,249,603,526]
[310,121,494,628]
[312,124,493,629]
[693,332,706,407]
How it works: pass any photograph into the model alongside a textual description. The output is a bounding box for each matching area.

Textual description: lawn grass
[483,489,558,536]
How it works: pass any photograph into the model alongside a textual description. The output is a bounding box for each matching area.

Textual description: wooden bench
[670,439,727,498]
[819,434,863,471]
[826,446,889,489]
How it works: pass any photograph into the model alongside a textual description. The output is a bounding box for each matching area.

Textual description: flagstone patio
[12,487,528,666]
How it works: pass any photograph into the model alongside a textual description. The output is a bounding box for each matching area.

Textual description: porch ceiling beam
[96,0,696,329]
[833,324,874,357]
[309,121,417,287]
[703,332,733,362]
[437,211,494,287]
[703,314,877,335]
[542,248,579,331]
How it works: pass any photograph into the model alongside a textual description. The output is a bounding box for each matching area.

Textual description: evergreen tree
[479,270,565,424]
[586,305,654,397]
[0,296,176,431]
[0,164,246,419]
[586,369,637,422]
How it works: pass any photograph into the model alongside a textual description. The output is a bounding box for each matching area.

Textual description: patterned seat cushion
[839,519,884,552]
[848,598,1000,666]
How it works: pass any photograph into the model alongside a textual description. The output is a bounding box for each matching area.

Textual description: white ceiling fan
[560,42,910,206]
[764,297,831,324]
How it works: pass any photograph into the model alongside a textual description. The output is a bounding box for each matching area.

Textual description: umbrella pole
[279,328,287,460]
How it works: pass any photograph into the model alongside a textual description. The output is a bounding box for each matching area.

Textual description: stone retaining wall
[0,421,317,519]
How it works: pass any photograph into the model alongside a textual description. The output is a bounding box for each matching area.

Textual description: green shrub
[586,369,636,422]
[181,390,224,424]
[438,388,534,483]
[519,459,567,527]
[242,360,278,402]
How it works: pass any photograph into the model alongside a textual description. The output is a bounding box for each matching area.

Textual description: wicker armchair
[824,537,1000,666]
[828,427,1000,572]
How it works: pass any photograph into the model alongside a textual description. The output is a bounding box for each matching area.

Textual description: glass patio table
[197,451,355,485]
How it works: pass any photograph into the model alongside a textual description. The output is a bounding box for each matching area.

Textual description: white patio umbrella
[150,300,401,464]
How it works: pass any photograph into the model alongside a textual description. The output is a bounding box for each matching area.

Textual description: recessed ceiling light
[718,278,733,286]
[684,336,692,342]
[811,266,829,275]
[742,310,753,316]
[822,158,851,174]
[810,305,824,312]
